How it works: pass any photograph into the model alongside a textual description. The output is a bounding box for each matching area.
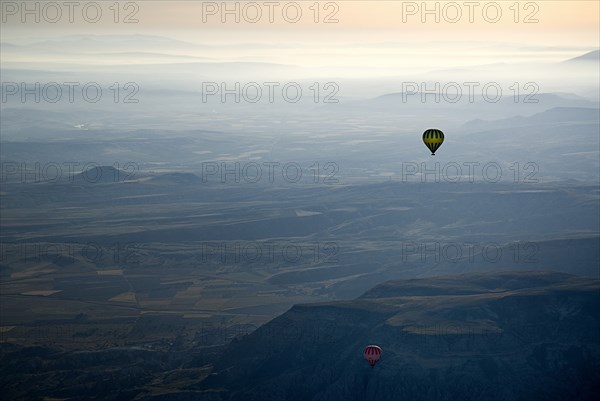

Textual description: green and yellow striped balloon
[422,129,444,155]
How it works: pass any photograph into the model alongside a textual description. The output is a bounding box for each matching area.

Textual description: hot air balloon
[363,345,382,368]
[422,128,444,155]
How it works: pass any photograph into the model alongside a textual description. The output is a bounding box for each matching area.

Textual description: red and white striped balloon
[363,345,382,368]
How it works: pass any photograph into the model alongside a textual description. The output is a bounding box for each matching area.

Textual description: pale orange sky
[2,1,598,46]
[153,0,599,32]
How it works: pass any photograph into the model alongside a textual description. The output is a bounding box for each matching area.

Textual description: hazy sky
[3,1,598,44]
[1,1,598,73]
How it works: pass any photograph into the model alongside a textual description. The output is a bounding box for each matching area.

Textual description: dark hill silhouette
[199,271,600,401]
[146,172,201,185]
[73,165,128,184]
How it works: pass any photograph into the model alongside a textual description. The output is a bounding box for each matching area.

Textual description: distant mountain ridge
[564,49,600,63]
[463,106,599,131]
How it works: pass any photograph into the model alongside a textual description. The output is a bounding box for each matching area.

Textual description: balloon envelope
[422,128,444,155]
[363,345,382,368]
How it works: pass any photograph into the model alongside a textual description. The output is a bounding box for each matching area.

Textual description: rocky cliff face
[202,271,600,401]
